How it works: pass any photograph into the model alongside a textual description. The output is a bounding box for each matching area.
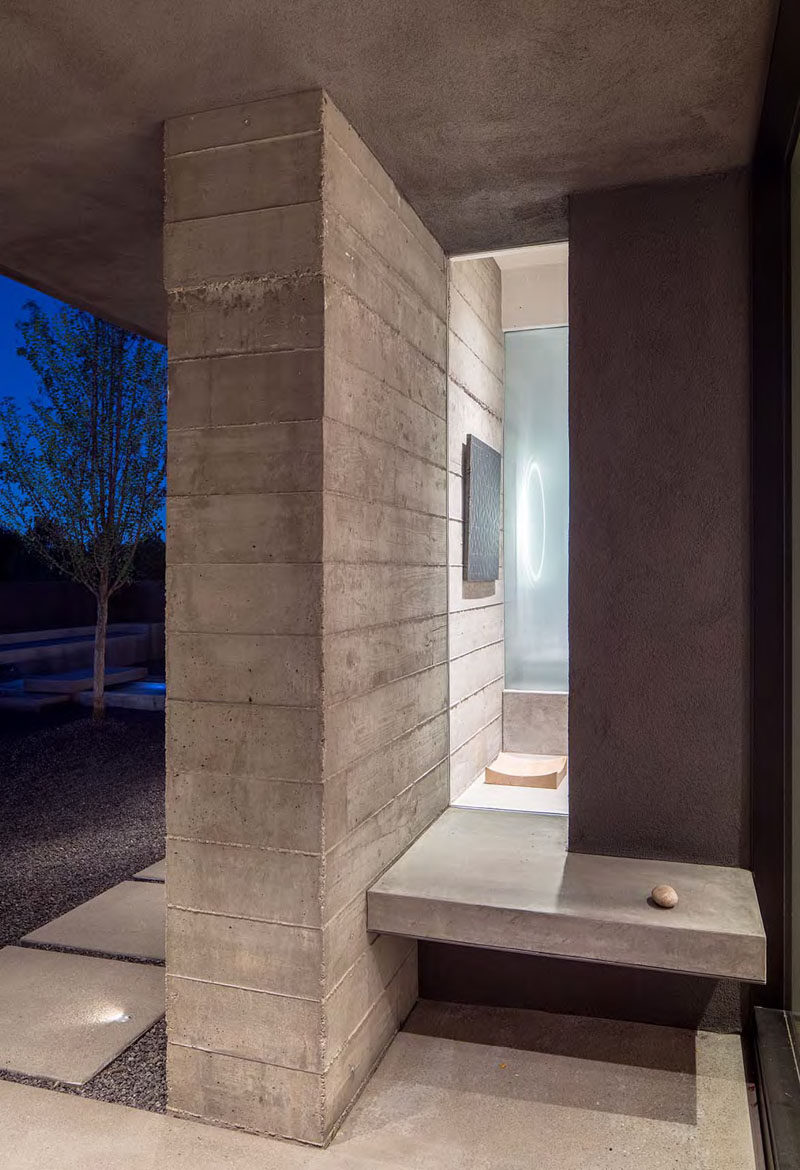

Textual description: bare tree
[0,301,166,718]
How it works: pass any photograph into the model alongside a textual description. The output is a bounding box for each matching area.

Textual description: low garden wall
[0,580,164,634]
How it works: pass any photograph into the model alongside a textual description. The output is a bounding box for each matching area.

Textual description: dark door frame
[751,0,800,1011]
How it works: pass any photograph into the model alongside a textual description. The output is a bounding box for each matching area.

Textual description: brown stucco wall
[568,170,751,869]
[419,943,748,1033]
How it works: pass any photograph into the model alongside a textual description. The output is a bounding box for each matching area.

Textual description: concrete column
[447,259,505,800]
[163,90,448,1144]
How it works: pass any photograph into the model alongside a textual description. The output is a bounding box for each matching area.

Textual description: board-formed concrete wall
[447,259,505,799]
[163,90,449,1145]
[318,98,450,1135]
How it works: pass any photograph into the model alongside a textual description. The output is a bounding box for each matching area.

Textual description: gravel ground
[0,708,167,1111]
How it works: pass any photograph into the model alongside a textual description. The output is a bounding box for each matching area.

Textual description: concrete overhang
[0,1,778,340]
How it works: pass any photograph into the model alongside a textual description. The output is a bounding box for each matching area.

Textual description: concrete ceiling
[1,0,776,340]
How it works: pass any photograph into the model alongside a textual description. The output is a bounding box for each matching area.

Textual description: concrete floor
[0,1001,758,1169]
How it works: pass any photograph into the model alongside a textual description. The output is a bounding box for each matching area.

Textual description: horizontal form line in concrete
[168,344,323,367]
[167,1040,318,1078]
[168,414,448,474]
[325,330,446,424]
[165,194,321,229]
[168,971,321,1004]
[331,346,446,423]
[167,695,319,713]
[322,662,449,712]
[323,713,448,783]
[167,881,366,937]
[166,558,450,569]
[165,768,324,787]
[446,373,504,423]
[324,211,447,327]
[166,486,449,522]
[166,834,320,859]
[165,613,449,640]
[322,132,443,271]
[165,90,323,151]
[166,904,318,931]
[447,638,504,665]
[166,125,322,162]
[323,757,449,852]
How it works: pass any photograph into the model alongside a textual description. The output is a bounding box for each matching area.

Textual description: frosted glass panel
[504,327,569,692]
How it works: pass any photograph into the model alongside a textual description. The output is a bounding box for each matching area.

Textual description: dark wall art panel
[464,434,501,582]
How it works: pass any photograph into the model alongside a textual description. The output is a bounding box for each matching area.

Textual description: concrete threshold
[367,807,766,982]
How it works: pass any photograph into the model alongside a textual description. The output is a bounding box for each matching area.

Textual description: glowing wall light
[518,458,546,586]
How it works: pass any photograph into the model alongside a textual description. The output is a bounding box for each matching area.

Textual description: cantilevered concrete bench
[367,808,766,983]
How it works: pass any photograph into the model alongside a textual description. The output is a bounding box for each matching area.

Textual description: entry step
[0,682,71,711]
[23,666,146,694]
[368,808,766,982]
[76,677,165,711]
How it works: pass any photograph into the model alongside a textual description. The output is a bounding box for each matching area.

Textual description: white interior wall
[496,241,568,331]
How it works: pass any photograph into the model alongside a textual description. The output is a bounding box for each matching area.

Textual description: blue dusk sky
[0,271,167,535]
[0,273,68,411]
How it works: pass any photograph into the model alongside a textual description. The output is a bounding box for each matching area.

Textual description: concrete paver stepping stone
[134,858,165,883]
[0,946,164,1085]
[23,880,165,962]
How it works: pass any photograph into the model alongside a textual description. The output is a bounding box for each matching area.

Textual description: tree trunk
[93,590,108,721]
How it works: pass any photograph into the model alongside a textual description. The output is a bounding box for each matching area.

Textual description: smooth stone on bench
[652,884,679,909]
